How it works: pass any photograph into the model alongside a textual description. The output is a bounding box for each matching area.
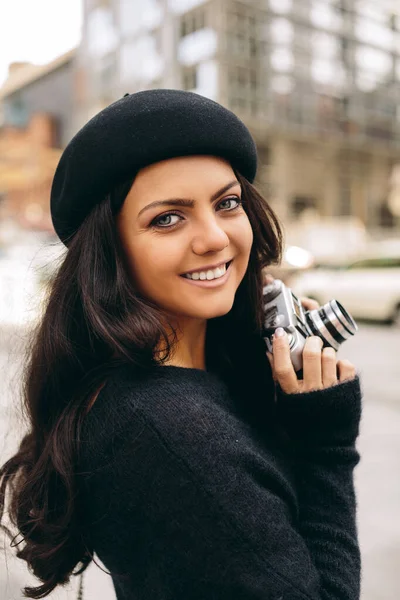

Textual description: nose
[191,215,229,255]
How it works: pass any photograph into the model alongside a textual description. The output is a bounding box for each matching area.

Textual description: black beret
[50,89,258,246]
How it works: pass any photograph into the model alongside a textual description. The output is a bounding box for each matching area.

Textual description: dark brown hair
[0,170,284,598]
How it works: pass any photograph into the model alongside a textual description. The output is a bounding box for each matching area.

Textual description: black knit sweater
[78,364,363,600]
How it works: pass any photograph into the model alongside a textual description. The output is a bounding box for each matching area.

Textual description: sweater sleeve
[274,375,363,600]
[81,373,362,600]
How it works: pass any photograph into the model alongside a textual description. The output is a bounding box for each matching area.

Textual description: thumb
[266,352,276,381]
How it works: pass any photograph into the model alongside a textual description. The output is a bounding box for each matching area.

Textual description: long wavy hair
[0,170,284,598]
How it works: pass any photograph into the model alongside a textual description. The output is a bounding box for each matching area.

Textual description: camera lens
[305,300,358,351]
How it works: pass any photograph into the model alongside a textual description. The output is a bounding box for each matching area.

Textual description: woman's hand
[263,273,356,394]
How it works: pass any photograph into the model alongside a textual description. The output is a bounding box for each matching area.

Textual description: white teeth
[184,263,228,280]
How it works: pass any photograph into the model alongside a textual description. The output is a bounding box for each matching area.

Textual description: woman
[0,90,362,599]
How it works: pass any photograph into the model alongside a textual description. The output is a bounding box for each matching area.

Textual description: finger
[337,359,356,383]
[302,336,323,392]
[272,329,299,394]
[300,297,320,311]
[264,273,275,285]
[266,352,277,382]
[321,347,338,388]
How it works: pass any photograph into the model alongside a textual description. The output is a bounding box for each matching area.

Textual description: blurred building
[76,1,400,231]
[0,50,76,243]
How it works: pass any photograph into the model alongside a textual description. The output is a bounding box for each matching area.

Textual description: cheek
[126,238,180,294]
[231,217,253,283]
[245,220,254,252]
[234,215,254,257]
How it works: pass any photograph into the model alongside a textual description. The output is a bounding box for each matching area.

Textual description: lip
[181,259,232,277]
[180,260,233,288]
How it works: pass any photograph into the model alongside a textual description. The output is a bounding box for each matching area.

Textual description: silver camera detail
[262,279,358,373]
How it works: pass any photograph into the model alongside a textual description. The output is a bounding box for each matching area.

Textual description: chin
[183,297,235,321]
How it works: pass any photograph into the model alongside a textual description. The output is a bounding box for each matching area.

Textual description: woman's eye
[150,197,241,229]
[152,213,182,228]
[218,197,242,211]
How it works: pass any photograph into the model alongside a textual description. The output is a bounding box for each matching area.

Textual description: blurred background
[0,1,399,599]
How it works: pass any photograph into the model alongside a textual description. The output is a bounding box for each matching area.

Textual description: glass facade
[221,0,400,146]
[80,0,400,147]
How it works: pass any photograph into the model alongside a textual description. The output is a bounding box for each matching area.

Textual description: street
[0,321,399,600]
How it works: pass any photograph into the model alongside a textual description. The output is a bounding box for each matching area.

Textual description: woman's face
[116,155,253,322]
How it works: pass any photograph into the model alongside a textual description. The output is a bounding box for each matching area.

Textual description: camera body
[262,279,358,373]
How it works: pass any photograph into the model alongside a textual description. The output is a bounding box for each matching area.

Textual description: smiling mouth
[181,260,233,281]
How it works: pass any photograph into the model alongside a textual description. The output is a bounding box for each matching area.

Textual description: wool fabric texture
[78,364,363,600]
[50,89,258,246]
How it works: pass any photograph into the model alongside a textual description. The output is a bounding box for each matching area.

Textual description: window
[88,0,112,8]
[226,2,263,60]
[250,100,258,116]
[227,67,260,116]
[120,35,163,84]
[4,96,28,127]
[336,0,348,15]
[270,18,294,45]
[291,196,318,219]
[355,17,394,52]
[271,47,294,72]
[182,66,197,90]
[339,36,350,67]
[250,70,257,91]
[228,66,259,94]
[180,8,206,38]
[178,28,217,66]
[87,5,117,57]
[169,0,207,13]
[269,0,292,14]
[94,52,117,99]
[250,37,258,58]
[271,75,294,94]
[355,0,390,24]
[355,45,392,91]
[120,0,162,36]
[310,0,342,32]
[312,59,344,86]
[312,31,339,59]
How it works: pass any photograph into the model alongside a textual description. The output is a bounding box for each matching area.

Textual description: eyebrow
[137,180,241,218]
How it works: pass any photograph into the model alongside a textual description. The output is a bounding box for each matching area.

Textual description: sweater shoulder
[79,365,236,465]
[86,364,232,420]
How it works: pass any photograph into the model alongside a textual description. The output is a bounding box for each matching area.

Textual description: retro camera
[262,279,358,373]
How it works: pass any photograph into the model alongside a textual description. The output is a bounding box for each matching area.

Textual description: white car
[286,239,400,326]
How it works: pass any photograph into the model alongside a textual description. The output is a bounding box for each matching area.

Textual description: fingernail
[275,327,285,338]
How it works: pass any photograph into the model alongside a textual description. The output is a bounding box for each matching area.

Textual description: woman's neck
[156,318,208,370]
